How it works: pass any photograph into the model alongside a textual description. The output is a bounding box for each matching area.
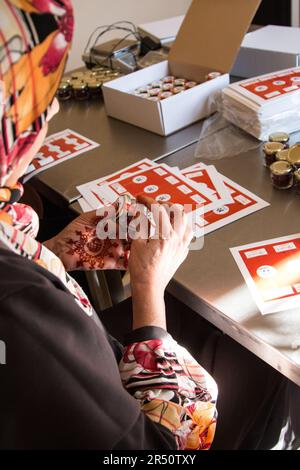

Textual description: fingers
[135,194,193,245]
[136,194,155,209]
[153,204,174,239]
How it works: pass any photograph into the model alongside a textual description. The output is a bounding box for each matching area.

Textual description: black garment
[0,249,175,450]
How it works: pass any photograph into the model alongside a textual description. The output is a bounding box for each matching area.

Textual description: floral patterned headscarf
[0,2,94,317]
[0,0,73,186]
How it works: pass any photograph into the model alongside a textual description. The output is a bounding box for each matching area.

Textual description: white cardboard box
[103,0,261,136]
[232,25,300,78]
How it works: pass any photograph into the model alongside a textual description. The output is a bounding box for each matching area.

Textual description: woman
[0,0,217,450]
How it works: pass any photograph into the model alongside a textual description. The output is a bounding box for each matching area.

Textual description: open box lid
[169,0,261,81]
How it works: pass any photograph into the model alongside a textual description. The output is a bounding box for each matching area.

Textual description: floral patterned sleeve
[119,327,218,451]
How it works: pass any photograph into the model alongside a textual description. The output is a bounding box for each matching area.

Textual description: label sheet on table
[231,234,300,315]
[24,129,100,182]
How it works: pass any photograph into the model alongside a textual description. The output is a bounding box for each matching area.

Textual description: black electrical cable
[83,21,141,70]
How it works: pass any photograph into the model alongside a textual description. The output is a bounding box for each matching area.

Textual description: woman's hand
[44,207,131,272]
[129,195,194,330]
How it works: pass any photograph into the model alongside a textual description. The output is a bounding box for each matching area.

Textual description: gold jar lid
[294,169,300,182]
[269,131,289,144]
[276,148,289,161]
[270,161,293,175]
[62,75,72,84]
[288,144,300,165]
[58,81,71,90]
[71,71,85,79]
[108,72,121,78]
[72,80,88,90]
[263,142,284,155]
[93,66,107,72]
[88,79,102,89]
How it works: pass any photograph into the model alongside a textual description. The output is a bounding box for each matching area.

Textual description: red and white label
[24,129,100,182]
[231,234,300,315]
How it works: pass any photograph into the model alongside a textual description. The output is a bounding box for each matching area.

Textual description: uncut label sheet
[24,129,100,182]
[231,234,300,315]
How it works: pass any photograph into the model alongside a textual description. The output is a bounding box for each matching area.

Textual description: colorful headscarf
[0,0,73,186]
[0,2,94,316]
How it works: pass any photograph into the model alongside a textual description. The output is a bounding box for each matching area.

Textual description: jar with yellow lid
[269,132,289,147]
[57,81,72,101]
[288,144,300,170]
[270,161,294,190]
[276,148,289,162]
[87,79,102,99]
[263,142,285,167]
[72,80,89,100]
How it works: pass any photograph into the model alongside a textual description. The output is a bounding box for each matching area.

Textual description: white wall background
[66,0,192,71]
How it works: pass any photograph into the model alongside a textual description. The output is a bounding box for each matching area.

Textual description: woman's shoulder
[0,247,64,302]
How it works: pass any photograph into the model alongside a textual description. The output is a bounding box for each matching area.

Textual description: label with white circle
[144,185,159,194]
[156,194,171,202]
[291,76,300,82]
[133,175,147,184]
[213,206,230,215]
[256,265,277,279]
[273,80,286,86]
[255,85,268,92]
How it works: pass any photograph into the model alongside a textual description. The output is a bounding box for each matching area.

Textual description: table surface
[71,134,300,387]
[45,95,300,388]
[163,141,300,388]
[34,99,202,206]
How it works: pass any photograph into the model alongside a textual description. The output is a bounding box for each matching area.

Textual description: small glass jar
[288,144,300,170]
[270,161,294,190]
[163,75,175,84]
[87,79,102,99]
[174,78,186,86]
[57,81,72,101]
[294,169,300,194]
[173,86,185,94]
[162,83,173,92]
[263,142,285,167]
[205,71,222,81]
[185,81,198,89]
[269,131,290,147]
[72,81,90,100]
[276,148,289,162]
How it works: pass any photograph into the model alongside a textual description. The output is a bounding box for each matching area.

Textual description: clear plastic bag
[194,105,260,161]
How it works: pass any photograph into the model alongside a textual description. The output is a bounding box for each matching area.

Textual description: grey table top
[72,135,300,387]
[163,141,300,388]
[33,98,202,206]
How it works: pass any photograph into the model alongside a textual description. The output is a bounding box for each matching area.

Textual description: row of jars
[57,67,123,101]
[263,132,300,192]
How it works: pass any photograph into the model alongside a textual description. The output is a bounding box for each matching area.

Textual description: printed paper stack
[222,67,300,141]
[77,160,269,236]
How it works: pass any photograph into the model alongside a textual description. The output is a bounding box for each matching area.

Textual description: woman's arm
[119,198,218,450]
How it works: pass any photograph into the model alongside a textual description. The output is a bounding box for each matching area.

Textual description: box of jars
[102,0,261,135]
